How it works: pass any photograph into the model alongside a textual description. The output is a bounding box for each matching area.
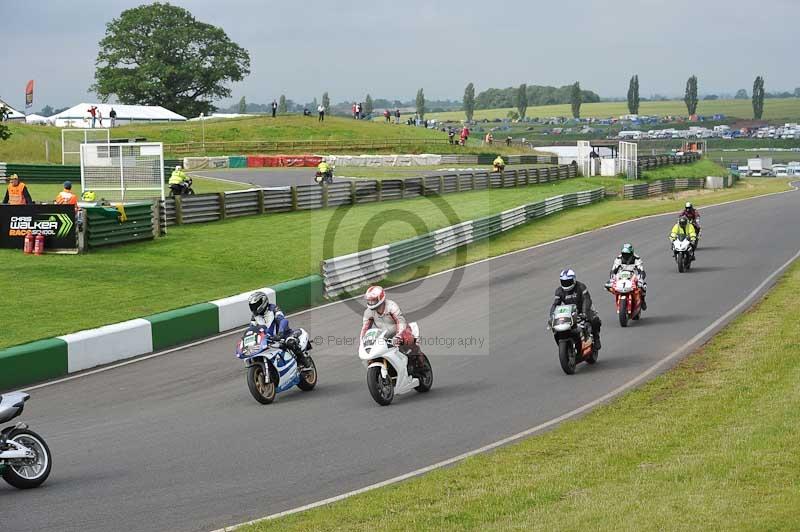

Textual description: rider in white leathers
[360,286,425,368]
[608,242,647,310]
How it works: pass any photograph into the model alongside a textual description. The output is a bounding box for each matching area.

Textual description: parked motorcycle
[672,234,694,273]
[235,323,317,404]
[0,392,52,489]
[358,324,432,406]
[169,177,195,197]
[605,265,644,327]
[549,304,598,375]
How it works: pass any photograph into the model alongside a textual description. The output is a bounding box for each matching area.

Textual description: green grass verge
[14,175,248,203]
[641,158,728,180]
[242,258,800,532]
[2,178,787,349]
[427,98,800,122]
[0,116,526,163]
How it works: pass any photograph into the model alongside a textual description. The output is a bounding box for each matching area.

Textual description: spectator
[54,181,78,207]
[303,107,310,116]
[484,132,493,145]
[384,109,390,123]
[352,103,357,119]
[88,105,98,128]
[3,174,33,205]
[318,103,325,122]
[356,102,362,119]
[448,127,455,144]
[506,136,512,147]
[460,125,470,146]
[395,108,401,124]
[271,100,278,117]
[97,109,104,127]
[109,107,117,128]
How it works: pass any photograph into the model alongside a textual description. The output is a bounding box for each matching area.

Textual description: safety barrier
[321,188,605,297]
[0,161,182,184]
[0,275,325,391]
[84,202,157,248]
[622,174,739,199]
[160,164,579,226]
[637,152,700,172]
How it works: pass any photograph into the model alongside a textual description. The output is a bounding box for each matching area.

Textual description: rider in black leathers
[549,269,602,349]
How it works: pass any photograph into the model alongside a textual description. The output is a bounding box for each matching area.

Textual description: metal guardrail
[321,188,605,296]
[623,174,739,199]
[85,202,156,248]
[159,164,579,226]
[637,152,700,171]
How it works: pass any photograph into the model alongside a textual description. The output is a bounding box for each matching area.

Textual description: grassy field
[426,98,800,122]
[13,175,248,203]
[641,158,727,180]
[0,116,526,164]
[1,177,788,350]
[243,257,800,532]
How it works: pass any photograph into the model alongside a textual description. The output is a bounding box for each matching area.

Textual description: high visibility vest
[7,182,28,205]
[55,190,78,205]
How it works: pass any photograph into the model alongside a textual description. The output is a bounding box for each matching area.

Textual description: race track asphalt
[2,187,798,532]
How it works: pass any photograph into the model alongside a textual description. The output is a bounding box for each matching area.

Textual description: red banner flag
[25,80,34,109]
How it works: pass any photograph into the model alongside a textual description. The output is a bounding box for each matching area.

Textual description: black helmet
[679,216,688,228]
[248,291,269,316]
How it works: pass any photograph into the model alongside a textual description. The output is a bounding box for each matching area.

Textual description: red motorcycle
[605,266,644,327]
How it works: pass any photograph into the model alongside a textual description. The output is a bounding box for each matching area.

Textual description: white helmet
[175,165,182,171]
[559,269,577,292]
[364,285,386,310]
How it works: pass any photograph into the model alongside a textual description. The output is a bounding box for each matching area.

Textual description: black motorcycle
[169,177,195,197]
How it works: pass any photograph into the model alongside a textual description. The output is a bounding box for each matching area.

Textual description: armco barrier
[0,276,324,391]
[623,174,739,199]
[321,188,605,297]
[85,202,156,248]
[160,164,580,227]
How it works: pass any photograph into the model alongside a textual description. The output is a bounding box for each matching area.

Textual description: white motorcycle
[0,392,52,489]
[671,234,694,273]
[358,324,433,406]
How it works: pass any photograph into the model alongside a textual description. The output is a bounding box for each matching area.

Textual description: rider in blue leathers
[248,291,310,366]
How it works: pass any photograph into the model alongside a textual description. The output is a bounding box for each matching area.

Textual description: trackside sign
[0,205,77,250]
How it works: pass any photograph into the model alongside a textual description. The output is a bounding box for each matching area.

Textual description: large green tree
[570,82,582,118]
[515,83,528,119]
[238,96,246,113]
[684,75,698,116]
[627,75,639,114]
[278,95,287,114]
[0,106,12,141]
[321,92,330,111]
[416,88,426,119]
[463,82,476,122]
[92,3,250,118]
[734,89,748,99]
[752,76,765,119]
[364,94,374,115]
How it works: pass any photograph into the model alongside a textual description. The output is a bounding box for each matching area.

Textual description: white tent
[50,102,187,128]
[0,98,26,121]
[25,113,51,125]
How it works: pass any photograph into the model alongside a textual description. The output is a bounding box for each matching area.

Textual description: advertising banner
[0,204,77,250]
[25,80,34,108]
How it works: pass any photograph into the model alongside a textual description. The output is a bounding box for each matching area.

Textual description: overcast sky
[2,0,798,112]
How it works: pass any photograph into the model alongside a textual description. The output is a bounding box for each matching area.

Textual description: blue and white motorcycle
[235,324,317,404]
[0,392,52,489]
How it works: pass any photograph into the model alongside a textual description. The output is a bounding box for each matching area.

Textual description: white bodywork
[358,324,420,396]
[672,238,691,253]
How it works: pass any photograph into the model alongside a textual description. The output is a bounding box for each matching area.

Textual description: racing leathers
[610,253,647,309]
[550,281,602,349]
[360,299,425,368]
[252,303,310,366]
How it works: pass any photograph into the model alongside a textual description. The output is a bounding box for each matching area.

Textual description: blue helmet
[559,268,576,291]
[63,181,73,190]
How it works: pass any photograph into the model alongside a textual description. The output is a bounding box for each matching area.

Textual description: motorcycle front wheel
[2,429,52,489]
[247,363,276,404]
[618,302,629,328]
[367,366,394,406]
[558,339,576,375]
[414,355,433,393]
[677,252,685,273]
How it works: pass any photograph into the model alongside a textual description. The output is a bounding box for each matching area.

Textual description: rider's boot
[286,339,308,368]
[641,291,648,311]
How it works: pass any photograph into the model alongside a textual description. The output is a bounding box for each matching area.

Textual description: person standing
[109,108,117,128]
[88,105,98,128]
[271,100,278,117]
[3,174,33,205]
[395,108,401,124]
[318,103,325,122]
[54,181,78,206]
[352,103,357,119]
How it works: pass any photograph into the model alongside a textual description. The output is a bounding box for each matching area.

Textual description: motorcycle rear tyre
[414,355,433,393]
[558,340,576,375]
[296,355,317,391]
[2,429,52,489]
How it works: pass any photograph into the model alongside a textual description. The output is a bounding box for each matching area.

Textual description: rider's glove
[392,336,401,347]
